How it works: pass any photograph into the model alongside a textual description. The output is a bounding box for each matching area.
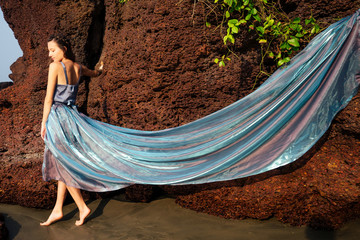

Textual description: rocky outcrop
[0,0,359,229]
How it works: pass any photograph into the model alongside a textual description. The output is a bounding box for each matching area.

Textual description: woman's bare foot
[75,206,91,226]
[40,210,63,226]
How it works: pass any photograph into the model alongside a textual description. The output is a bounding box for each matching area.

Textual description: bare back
[55,61,81,85]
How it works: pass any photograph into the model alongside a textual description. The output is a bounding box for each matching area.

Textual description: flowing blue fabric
[43,10,360,192]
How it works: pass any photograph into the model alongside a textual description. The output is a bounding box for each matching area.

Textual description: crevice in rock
[85,0,105,68]
[0,99,12,109]
[81,0,106,115]
[278,0,299,14]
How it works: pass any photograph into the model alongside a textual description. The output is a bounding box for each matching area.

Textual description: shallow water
[1,197,359,240]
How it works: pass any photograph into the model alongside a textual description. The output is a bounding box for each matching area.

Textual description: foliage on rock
[210,0,321,71]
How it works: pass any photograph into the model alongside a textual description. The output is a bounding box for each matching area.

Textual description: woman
[40,35,102,226]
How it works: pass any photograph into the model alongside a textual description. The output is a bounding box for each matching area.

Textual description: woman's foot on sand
[40,210,63,226]
[75,206,91,226]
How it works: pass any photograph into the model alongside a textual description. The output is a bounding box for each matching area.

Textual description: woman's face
[47,40,65,62]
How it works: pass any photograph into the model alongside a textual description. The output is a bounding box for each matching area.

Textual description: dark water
[1,197,359,240]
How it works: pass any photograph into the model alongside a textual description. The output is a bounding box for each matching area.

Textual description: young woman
[40,35,102,226]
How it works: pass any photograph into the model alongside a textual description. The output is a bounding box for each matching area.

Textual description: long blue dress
[43,10,360,192]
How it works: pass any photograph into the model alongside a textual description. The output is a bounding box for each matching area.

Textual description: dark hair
[48,34,76,62]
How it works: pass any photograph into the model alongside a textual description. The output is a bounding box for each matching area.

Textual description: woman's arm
[41,63,58,139]
[81,63,103,78]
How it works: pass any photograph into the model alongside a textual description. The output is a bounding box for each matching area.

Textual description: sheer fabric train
[43,10,360,192]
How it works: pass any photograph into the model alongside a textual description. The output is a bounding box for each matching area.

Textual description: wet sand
[1,196,360,240]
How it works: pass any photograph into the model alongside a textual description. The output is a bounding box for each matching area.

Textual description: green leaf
[223,35,228,44]
[226,11,230,18]
[214,58,219,64]
[306,17,316,25]
[245,13,252,21]
[296,25,303,32]
[251,8,258,15]
[289,23,298,30]
[314,24,320,33]
[278,57,290,66]
[292,17,301,24]
[263,0,268,3]
[206,22,211,28]
[214,0,219,3]
[268,51,274,58]
[259,39,267,44]
[232,26,239,34]
[256,26,265,35]
[280,42,290,50]
[311,26,316,34]
[253,14,261,22]
[287,38,300,47]
[219,60,225,67]
[278,59,285,66]
[238,19,247,24]
[228,34,235,44]
[228,19,239,26]
[272,29,280,36]
[276,52,282,59]
[295,33,304,38]
[268,19,274,27]
[243,0,249,6]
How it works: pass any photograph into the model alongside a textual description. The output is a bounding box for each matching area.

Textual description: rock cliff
[0,0,359,229]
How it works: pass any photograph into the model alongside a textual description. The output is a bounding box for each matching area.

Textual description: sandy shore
[1,196,360,240]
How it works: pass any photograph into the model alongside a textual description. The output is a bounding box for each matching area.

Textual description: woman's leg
[40,181,67,226]
[66,185,91,226]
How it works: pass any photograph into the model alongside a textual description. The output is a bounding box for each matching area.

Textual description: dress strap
[60,62,69,85]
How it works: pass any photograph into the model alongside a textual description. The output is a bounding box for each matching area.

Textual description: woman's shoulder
[51,60,80,71]
[49,61,62,68]
[73,62,82,70]
[49,62,63,73]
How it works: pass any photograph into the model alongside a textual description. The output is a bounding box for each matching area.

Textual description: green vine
[211,0,321,68]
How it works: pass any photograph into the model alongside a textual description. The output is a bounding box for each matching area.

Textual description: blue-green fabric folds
[43,10,360,191]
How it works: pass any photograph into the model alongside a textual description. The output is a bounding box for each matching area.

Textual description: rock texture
[0,0,359,229]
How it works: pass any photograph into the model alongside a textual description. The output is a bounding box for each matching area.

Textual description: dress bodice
[53,62,81,105]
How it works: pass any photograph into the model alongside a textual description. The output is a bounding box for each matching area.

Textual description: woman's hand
[95,61,104,76]
[41,122,46,140]
[81,61,104,77]
[98,61,104,71]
